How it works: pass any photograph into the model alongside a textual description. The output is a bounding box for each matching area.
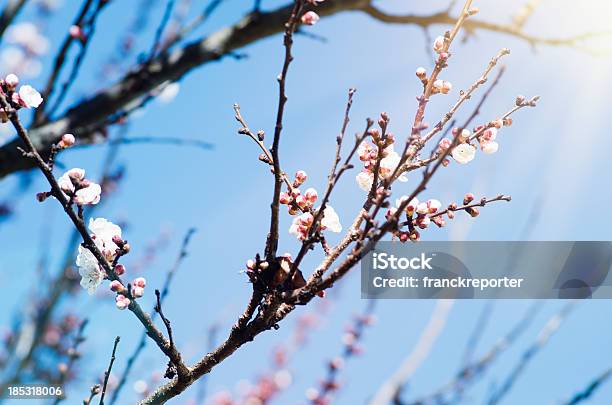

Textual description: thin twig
[98,336,120,405]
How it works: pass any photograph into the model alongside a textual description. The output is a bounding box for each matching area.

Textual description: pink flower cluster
[0,73,43,122]
[53,168,102,205]
[355,118,407,192]
[280,170,342,240]
[112,277,147,310]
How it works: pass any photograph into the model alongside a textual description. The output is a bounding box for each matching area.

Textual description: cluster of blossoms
[388,192,483,242]
[434,118,513,165]
[15,75,145,310]
[280,170,342,240]
[1,22,49,77]
[355,116,407,192]
[74,218,145,310]
[0,73,43,122]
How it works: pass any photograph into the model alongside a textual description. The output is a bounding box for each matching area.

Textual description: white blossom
[481,141,499,154]
[380,145,408,182]
[356,171,374,192]
[74,183,101,205]
[57,168,85,194]
[76,245,104,295]
[18,85,43,108]
[321,206,342,233]
[451,143,476,164]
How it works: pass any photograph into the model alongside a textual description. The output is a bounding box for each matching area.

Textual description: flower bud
[58,133,75,148]
[295,170,307,185]
[5,73,18,89]
[463,193,475,204]
[304,188,318,203]
[415,67,427,78]
[114,263,125,275]
[131,286,144,298]
[246,259,256,270]
[115,295,130,310]
[301,11,320,25]
[133,277,146,288]
[110,280,124,292]
[433,36,445,53]
[279,192,292,205]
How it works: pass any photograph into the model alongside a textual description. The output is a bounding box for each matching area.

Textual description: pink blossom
[301,11,320,25]
[426,199,442,213]
[279,191,292,205]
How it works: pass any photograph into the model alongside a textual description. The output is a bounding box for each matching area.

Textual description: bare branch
[98,336,120,405]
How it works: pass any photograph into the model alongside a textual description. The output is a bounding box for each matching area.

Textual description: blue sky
[1,0,612,403]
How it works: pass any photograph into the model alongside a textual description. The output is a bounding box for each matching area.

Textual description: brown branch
[110,228,196,405]
[98,336,120,405]
[0,0,593,179]
[0,93,186,383]
[266,0,305,261]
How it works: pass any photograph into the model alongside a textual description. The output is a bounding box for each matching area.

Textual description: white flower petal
[451,144,476,164]
[321,206,342,233]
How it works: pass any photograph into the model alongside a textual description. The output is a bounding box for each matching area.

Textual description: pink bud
[415,67,426,78]
[295,170,307,184]
[115,295,130,310]
[301,11,320,25]
[58,133,75,148]
[110,280,124,292]
[246,259,256,270]
[133,277,146,288]
[441,81,452,94]
[279,192,291,205]
[291,188,301,198]
[69,25,84,41]
[439,138,452,149]
[304,188,318,203]
[433,36,445,53]
[5,74,18,89]
[491,119,503,129]
[114,264,125,275]
[295,195,308,209]
[131,286,144,298]
[464,193,475,204]
[36,192,49,202]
